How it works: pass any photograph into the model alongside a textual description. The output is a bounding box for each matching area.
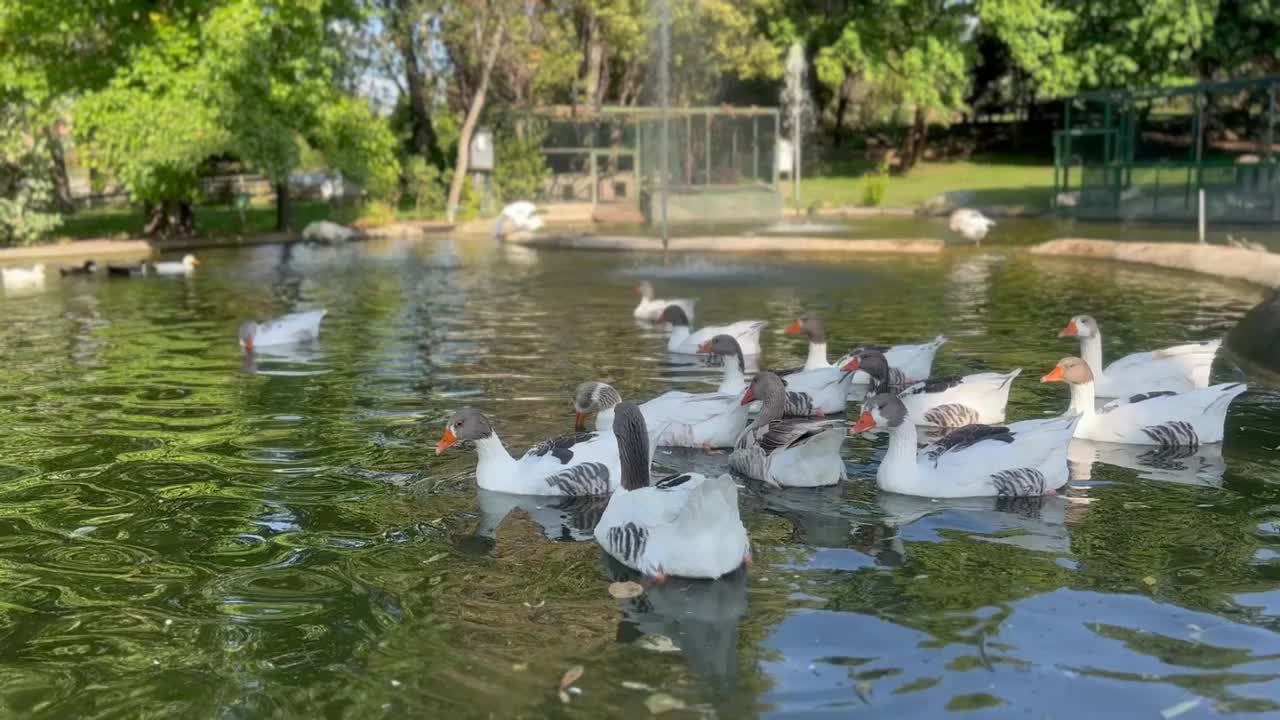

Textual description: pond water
[2,236,1279,718]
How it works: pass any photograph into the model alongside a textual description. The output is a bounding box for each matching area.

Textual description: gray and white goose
[728,372,847,488]
[776,313,855,417]
[843,349,1021,428]
[575,336,750,449]
[435,408,622,496]
[594,402,750,581]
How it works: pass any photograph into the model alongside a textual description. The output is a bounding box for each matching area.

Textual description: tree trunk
[445,15,507,222]
[899,106,928,173]
[402,38,445,168]
[143,200,195,238]
[43,125,74,213]
[832,74,852,148]
[583,15,606,109]
[275,182,290,232]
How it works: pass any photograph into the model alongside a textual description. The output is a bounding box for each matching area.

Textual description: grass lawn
[54,200,443,242]
[793,156,1055,211]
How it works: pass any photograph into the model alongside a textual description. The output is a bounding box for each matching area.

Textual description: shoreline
[507,234,945,254]
[1030,238,1280,289]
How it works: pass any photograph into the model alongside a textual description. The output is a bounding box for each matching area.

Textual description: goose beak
[1041,367,1065,383]
[192,258,201,267]
[1058,320,1078,338]
[740,388,755,405]
[851,411,875,433]
[841,356,861,372]
[784,320,802,334]
[241,339,253,353]
[696,341,711,353]
[574,412,587,433]
[435,427,457,455]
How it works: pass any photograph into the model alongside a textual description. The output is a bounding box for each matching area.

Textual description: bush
[342,200,397,228]
[861,160,890,207]
[492,126,548,204]
[403,156,445,216]
[0,115,63,246]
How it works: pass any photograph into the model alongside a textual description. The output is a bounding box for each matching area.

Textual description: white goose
[728,372,847,488]
[594,402,750,581]
[239,310,327,352]
[783,313,832,370]
[1,264,46,289]
[948,208,996,245]
[852,393,1078,498]
[774,313,856,416]
[1058,314,1220,397]
[493,201,544,239]
[835,335,947,387]
[576,337,750,449]
[633,281,696,323]
[1041,356,1246,447]
[151,254,200,276]
[436,408,621,495]
[659,305,765,356]
[843,349,1021,428]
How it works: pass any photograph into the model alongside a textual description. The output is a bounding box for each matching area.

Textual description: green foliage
[403,156,445,214]
[861,160,889,206]
[0,105,63,245]
[492,128,549,204]
[353,199,398,227]
[312,96,402,202]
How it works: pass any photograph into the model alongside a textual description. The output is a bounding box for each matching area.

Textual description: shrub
[861,160,890,207]
[403,156,445,216]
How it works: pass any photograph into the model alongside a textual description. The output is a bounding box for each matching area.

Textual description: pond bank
[1031,238,1280,289]
[509,234,945,254]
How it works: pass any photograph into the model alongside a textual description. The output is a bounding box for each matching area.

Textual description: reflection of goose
[606,556,747,685]
[871,492,1070,556]
[475,489,607,541]
[948,208,995,245]
[1067,439,1226,487]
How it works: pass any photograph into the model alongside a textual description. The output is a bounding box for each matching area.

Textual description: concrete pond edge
[1030,238,1280,290]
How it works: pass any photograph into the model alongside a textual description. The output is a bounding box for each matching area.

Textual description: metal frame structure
[535,105,782,212]
[1053,75,1279,220]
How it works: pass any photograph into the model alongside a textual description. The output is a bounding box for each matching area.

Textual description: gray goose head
[573,381,623,432]
[436,407,495,454]
[852,393,907,433]
[784,312,826,343]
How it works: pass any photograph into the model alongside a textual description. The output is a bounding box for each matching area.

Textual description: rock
[1228,289,1280,372]
[301,220,357,244]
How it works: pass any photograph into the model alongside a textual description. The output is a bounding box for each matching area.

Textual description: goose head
[851,393,907,433]
[741,370,784,406]
[696,333,745,368]
[657,304,690,328]
[635,281,655,300]
[784,312,825,342]
[841,349,889,382]
[1041,356,1094,384]
[573,381,622,432]
[183,254,201,269]
[238,321,258,352]
[1058,314,1098,339]
[83,260,97,273]
[436,408,494,455]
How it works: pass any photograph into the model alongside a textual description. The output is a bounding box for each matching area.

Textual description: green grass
[795,156,1055,211]
[55,200,445,242]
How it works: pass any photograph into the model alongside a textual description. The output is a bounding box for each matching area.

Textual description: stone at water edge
[301,220,357,244]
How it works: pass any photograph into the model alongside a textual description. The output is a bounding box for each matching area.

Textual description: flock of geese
[425,282,1246,582]
[0,254,200,290]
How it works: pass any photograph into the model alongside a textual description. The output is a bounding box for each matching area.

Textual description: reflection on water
[0,235,1278,717]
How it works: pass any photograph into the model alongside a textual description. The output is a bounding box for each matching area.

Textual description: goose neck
[1079,334,1104,381]
[877,422,920,493]
[805,342,829,370]
[1067,380,1096,418]
[473,433,516,490]
[719,354,746,395]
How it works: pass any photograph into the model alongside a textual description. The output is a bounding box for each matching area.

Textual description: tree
[0,102,63,245]
[72,0,399,236]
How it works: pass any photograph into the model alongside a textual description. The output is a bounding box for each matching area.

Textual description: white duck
[843,349,1021,428]
[729,372,847,488]
[659,305,765,356]
[948,208,996,245]
[152,254,200,276]
[493,201,544,239]
[239,310,327,352]
[436,408,621,495]
[575,337,750,449]
[835,335,947,387]
[1041,356,1246,447]
[1058,314,1220,397]
[594,402,750,580]
[633,281,696,323]
[1,264,46,289]
[852,393,1078,498]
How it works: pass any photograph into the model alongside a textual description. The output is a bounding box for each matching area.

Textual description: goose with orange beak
[834,335,948,387]
[238,309,327,353]
[1040,356,1246,447]
[435,408,622,496]
[1057,314,1221,397]
[850,393,1077,498]
[728,372,846,487]
[574,335,749,448]
[782,313,831,370]
[842,349,1021,428]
